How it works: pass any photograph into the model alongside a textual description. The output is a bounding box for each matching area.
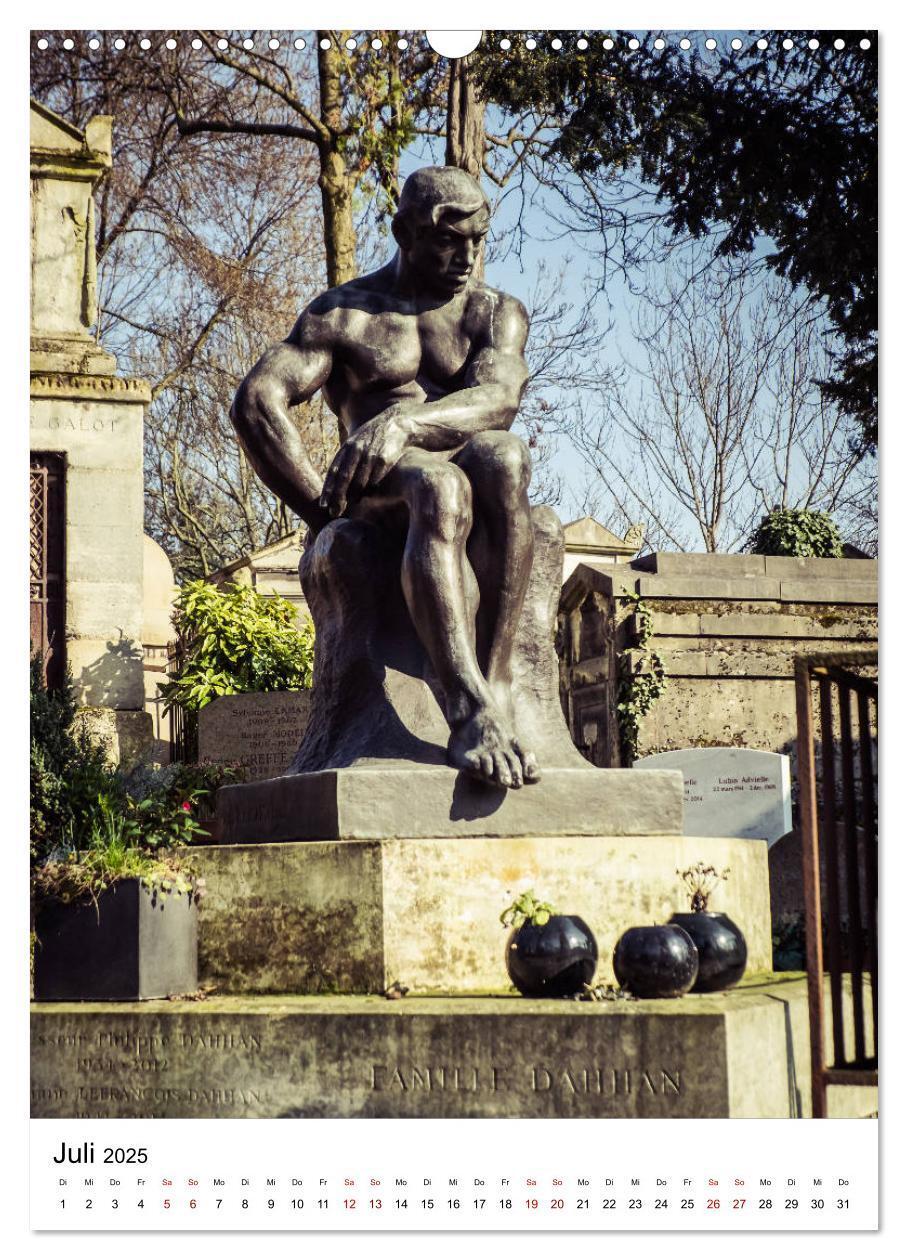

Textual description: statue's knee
[472,431,531,494]
[412,464,472,540]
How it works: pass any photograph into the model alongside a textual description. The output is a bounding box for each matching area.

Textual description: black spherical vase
[669,912,747,993]
[613,925,699,999]
[506,915,598,997]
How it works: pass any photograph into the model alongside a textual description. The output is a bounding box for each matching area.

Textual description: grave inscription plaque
[633,747,792,845]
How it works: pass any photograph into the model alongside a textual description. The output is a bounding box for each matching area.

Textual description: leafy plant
[677,862,731,913]
[32,835,203,910]
[159,581,315,714]
[30,657,114,862]
[616,594,667,762]
[746,508,844,558]
[30,659,236,908]
[500,890,557,930]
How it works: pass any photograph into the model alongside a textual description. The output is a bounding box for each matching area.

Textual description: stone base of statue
[214,765,683,843]
[187,832,772,995]
[31,976,877,1119]
[214,506,680,843]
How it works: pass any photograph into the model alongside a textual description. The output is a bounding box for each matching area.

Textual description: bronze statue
[232,167,540,791]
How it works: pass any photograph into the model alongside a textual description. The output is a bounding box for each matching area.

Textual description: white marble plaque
[633,747,792,845]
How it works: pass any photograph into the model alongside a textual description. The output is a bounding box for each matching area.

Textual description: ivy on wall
[615,593,666,763]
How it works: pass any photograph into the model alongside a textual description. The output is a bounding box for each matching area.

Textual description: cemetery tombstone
[197,691,312,781]
[633,747,792,845]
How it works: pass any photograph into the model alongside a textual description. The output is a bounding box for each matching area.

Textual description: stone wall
[559,552,877,768]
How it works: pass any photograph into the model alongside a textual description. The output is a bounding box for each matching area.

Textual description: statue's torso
[309,274,503,434]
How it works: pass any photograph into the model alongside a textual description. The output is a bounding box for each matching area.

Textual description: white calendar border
[5,1,903,1252]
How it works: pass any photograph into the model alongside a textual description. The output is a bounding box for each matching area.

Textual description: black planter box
[34,878,198,1001]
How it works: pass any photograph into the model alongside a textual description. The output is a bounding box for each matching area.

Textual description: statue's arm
[397,293,530,450]
[318,294,530,517]
[230,312,333,532]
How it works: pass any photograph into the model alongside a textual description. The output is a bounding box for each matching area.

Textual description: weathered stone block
[635,552,769,578]
[215,765,683,843]
[30,397,144,468]
[637,575,783,601]
[764,556,877,580]
[697,611,877,639]
[189,832,771,994]
[73,707,154,768]
[29,977,876,1119]
[66,581,144,642]
[779,580,878,605]
[67,638,146,710]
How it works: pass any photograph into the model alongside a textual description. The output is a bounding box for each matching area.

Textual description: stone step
[30,977,877,1120]
[186,833,772,995]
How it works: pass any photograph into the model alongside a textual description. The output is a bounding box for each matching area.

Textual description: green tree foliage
[477,31,877,451]
[160,581,314,713]
[746,507,844,557]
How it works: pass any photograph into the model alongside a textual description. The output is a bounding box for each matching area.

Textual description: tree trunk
[317,32,357,287]
[445,55,487,277]
[445,55,485,180]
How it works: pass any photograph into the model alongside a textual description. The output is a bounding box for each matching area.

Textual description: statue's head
[392,166,490,296]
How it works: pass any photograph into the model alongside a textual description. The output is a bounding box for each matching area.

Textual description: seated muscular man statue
[231,166,538,791]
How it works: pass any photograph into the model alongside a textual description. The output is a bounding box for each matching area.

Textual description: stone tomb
[30,976,876,1119]
[198,691,312,782]
[634,747,792,845]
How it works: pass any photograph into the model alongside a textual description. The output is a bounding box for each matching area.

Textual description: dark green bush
[746,508,844,558]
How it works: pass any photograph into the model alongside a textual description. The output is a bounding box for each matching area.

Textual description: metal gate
[795,649,878,1118]
[29,453,66,689]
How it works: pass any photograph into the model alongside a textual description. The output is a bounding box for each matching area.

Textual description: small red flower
[181,801,192,812]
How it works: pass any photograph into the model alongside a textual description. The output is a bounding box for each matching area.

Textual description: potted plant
[32,826,203,1002]
[500,891,597,997]
[669,862,748,992]
[30,660,212,1001]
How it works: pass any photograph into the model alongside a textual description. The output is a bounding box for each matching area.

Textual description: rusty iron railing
[166,637,198,764]
[795,649,878,1118]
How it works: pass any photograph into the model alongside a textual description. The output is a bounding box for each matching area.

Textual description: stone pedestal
[189,832,772,994]
[215,765,683,843]
[30,977,877,1119]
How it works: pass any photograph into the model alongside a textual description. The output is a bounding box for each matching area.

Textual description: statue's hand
[319,413,411,517]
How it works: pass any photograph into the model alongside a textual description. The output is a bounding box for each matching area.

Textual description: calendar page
[24,3,882,1244]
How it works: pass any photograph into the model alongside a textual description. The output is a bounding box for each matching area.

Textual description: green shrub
[159,581,315,714]
[30,657,112,862]
[30,657,234,901]
[746,508,844,558]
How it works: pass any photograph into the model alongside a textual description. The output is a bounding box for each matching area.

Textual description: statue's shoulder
[304,268,393,323]
[466,283,529,340]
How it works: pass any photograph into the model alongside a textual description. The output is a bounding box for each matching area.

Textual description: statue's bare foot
[448,705,539,789]
[487,678,540,786]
